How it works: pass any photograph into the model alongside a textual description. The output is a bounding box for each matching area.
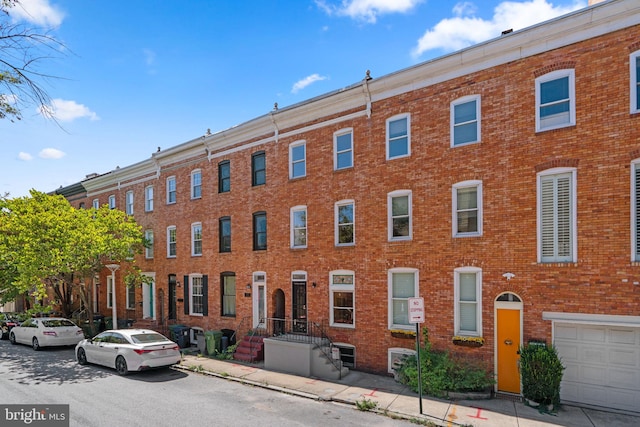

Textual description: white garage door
[554,323,640,413]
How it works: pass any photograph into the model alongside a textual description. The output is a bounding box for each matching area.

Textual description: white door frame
[142,272,156,320]
[252,272,267,328]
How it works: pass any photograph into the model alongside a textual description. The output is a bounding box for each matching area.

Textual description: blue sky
[0,0,588,197]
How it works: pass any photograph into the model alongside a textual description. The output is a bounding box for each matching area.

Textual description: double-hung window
[335,200,355,246]
[144,230,154,259]
[386,114,410,160]
[167,226,177,258]
[631,50,640,114]
[192,223,202,256]
[125,191,134,215]
[92,199,99,209]
[454,267,482,337]
[290,206,307,248]
[190,275,204,315]
[330,270,355,328]
[108,195,116,209]
[252,152,266,186]
[219,216,231,253]
[290,141,306,179]
[388,190,412,241]
[452,181,482,237]
[106,275,113,308]
[221,272,236,317]
[145,186,154,212]
[451,95,480,146]
[632,161,640,261]
[126,280,135,310]
[218,160,230,193]
[253,212,267,250]
[538,168,576,263]
[334,129,353,170]
[191,169,202,199]
[167,176,177,204]
[388,268,418,330]
[536,69,575,132]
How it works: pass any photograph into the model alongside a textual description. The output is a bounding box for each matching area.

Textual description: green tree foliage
[0,190,146,321]
[519,343,565,410]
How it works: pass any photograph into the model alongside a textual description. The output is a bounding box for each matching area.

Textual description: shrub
[519,343,564,409]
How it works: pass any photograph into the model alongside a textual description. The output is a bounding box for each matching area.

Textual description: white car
[75,329,181,376]
[9,317,85,350]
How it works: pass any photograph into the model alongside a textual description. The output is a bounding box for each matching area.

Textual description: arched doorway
[495,292,523,394]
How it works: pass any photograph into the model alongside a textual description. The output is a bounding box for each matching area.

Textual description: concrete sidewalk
[176,355,639,427]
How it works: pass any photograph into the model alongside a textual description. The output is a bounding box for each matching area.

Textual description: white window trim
[289,140,306,179]
[386,113,411,160]
[92,199,99,209]
[166,176,177,204]
[334,128,354,171]
[191,222,203,256]
[290,205,307,249]
[452,180,482,237]
[108,195,116,209]
[535,69,576,132]
[125,281,135,310]
[145,186,154,212]
[329,270,355,329]
[454,266,482,337]
[536,167,577,263]
[387,190,412,241]
[388,268,418,331]
[450,95,481,147]
[167,225,177,258]
[388,347,416,374]
[106,275,113,309]
[335,199,355,246]
[191,169,202,200]
[145,230,154,259]
[631,159,640,261]
[631,50,640,114]
[189,273,204,316]
[125,191,134,215]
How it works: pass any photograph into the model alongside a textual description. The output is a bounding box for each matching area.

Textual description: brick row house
[55,0,640,412]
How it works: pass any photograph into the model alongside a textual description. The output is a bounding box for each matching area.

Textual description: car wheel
[77,348,87,365]
[32,337,40,351]
[115,356,128,376]
[9,332,16,344]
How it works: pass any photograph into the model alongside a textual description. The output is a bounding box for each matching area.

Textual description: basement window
[333,343,355,369]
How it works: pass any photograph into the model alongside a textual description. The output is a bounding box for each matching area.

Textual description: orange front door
[497,308,521,393]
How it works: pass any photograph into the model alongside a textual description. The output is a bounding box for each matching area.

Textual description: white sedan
[9,317,85,350]
[75,329,181,376]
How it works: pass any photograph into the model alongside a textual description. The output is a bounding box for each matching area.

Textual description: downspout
[362,70,372,118]
[271,103,279,143]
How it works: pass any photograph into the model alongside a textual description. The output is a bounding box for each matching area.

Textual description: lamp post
[106,264,120,330]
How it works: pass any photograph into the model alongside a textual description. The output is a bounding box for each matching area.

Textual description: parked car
[9,317,85,350]
[75,329,181,376]
[0,313,22,340]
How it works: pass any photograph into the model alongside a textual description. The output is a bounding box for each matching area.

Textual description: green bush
[519,343,564,409]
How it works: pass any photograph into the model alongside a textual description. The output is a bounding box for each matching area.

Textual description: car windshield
[130,333,169,344]
[41,319,75,328]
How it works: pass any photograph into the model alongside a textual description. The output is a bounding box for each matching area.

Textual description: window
[334,343,356,368]
[167,226,177,258]
[126,281,135,310]
[190,275,204,315]
[388,348,416,374]
[145,186,154,212]
[166,176,177,204]
[633,161,640,261]
[92,199,99,209]
[289,141,306,179]
[386,114,410,160]
[144,230,154,259]
[451,95,480,146]
[253,211,267,250]
[334,129,353,170]
[108,195,116,209]
[452,181,482,237]
[290,206,307,248]
[388,190,412,241]
[218,160,230,193]
[106,275,114,308]
[631,50,640,114]
[330,271,355,327]
[388,268,418,330]
[454,267,482,336]
[221,272,236,317]
[335,200,354,246]
[192,223,202,256]
[536,69,575,132]
[125,191,134,215]
[538,168,576,263]
[252,151,266,186]
[191,170,202,199]
[219,216,231,253]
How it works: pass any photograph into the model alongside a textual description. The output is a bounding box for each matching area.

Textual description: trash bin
[221,336,229,352]
[104,317,113,330]
[205,330,222,355]
[169,324,190,348]
[195,329,206,354]
[221,329,236,346]
[117,319,134,329]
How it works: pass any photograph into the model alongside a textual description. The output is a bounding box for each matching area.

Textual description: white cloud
[316,0,423,24]
[40,99,99,122]
[8,0,64,27]
[18,152,33,161]
[39,148,66,159]
[412,0,586,58]
[291,74,329,94]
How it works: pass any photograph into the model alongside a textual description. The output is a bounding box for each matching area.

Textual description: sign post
[408,297,425,414]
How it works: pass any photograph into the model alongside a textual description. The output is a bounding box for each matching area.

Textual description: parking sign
[408,297,424,323]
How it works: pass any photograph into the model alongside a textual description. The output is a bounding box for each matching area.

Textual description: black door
[292,281,307,333]
[168,275,177,320]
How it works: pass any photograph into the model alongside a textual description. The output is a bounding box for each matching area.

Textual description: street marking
[468,407,488,420]
[447,404,458,426]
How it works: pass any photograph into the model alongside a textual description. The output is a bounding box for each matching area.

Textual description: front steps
[233,335,265,362]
